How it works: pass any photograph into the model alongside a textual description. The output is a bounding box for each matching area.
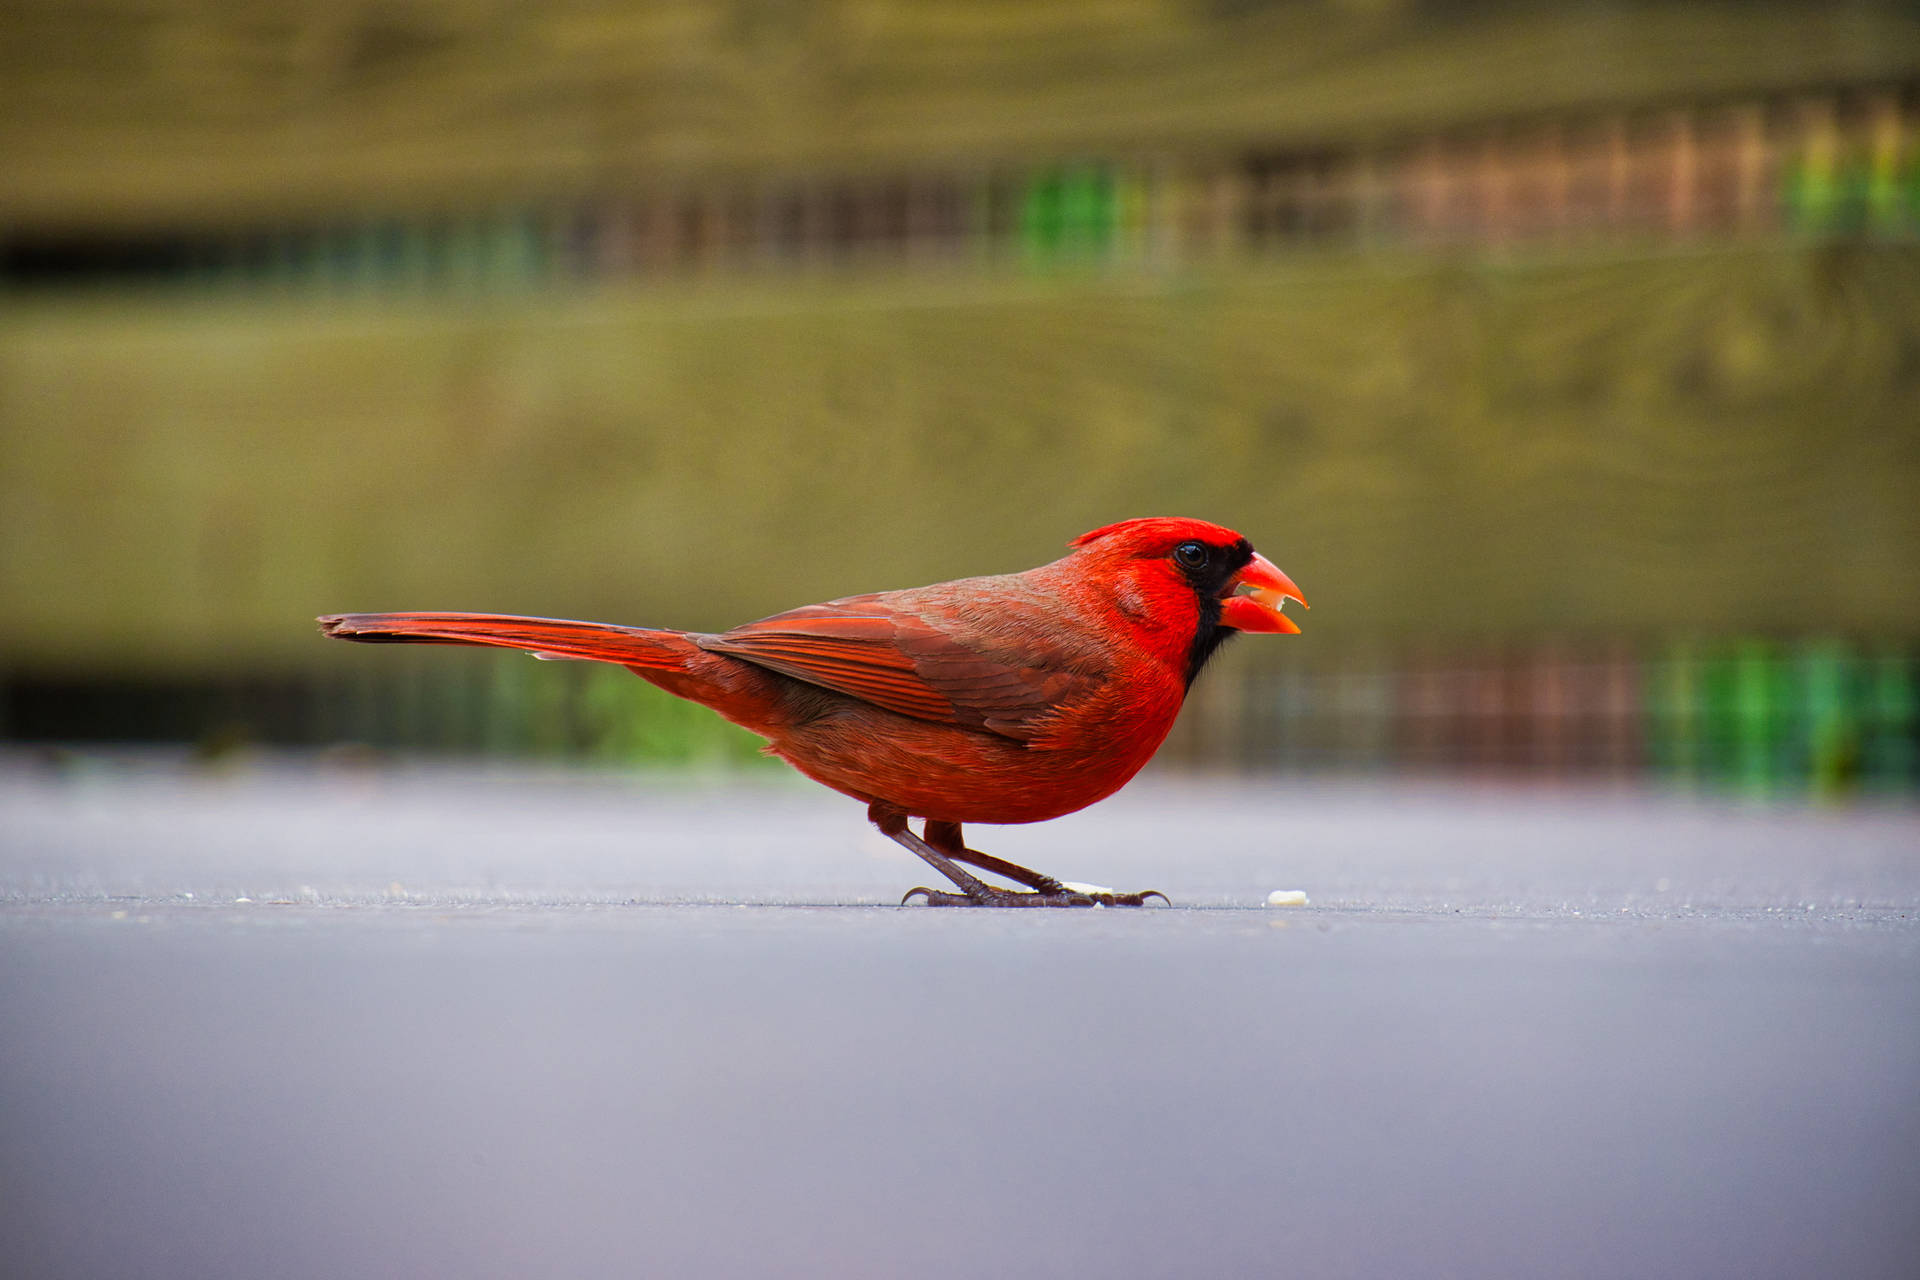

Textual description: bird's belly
[765,708,1172,826]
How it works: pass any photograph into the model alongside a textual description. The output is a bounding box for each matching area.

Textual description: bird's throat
[1184,598,1236,690]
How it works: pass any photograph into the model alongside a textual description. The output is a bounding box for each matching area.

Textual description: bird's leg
[874,806,1169,907]
[923,820,1068,894]
[868,806,1022,906]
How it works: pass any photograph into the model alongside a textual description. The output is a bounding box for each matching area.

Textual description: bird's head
[1067,517,1307,685]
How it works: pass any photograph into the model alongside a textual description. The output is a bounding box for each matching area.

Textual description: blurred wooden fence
[5,243,1916,663]
[9,84,1918,290]
[5,1,1918,228]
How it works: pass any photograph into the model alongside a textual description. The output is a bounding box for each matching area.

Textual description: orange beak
[1219,552,1308,634]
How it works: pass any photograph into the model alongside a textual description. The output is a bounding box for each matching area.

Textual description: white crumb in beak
[1266,889,1309,907]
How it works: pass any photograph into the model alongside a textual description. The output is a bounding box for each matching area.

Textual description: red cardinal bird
[319,517,1305,906]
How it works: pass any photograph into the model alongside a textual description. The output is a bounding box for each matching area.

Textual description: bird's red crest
[1070,517,1247,555]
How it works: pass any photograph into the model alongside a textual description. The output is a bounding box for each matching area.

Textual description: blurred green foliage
[310,648,775,768]
[1645,639,1916,796]
[576,664,773,768]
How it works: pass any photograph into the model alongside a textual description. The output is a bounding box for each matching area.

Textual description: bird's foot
[900,885,1171,908]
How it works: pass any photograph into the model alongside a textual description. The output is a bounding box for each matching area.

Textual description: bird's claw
[899,885,1173,908]
[1075,888,1172,907]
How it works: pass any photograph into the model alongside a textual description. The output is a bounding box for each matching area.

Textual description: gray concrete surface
[3,753,1918,1278]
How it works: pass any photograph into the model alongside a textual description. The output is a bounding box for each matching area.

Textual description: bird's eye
[1173,541,1210,570]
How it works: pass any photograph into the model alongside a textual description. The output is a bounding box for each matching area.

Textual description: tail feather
[317,612,695,669]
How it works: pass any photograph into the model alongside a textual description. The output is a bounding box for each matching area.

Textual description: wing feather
[695,592,1101,741]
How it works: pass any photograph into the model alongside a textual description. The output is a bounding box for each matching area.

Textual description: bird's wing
[696,593,1099,742]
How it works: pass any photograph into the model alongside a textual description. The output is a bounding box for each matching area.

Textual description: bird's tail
[317,612,698,670]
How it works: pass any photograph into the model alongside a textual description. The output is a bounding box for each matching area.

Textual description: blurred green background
[2,0,1916,795]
